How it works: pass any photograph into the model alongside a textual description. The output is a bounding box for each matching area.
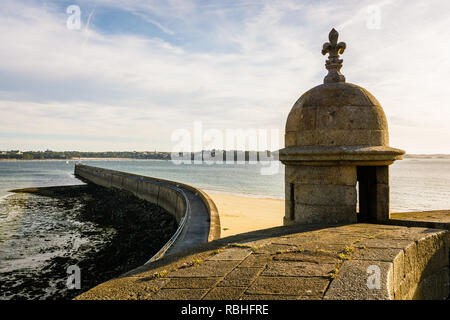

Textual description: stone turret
[279,29,405,225]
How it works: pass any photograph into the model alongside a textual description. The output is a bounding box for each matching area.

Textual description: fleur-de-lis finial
[322,28,346,83]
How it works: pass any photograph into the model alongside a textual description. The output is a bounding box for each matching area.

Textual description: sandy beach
[207,192,285,238]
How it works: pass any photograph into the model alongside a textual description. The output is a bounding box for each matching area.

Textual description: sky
[0,0,449,153]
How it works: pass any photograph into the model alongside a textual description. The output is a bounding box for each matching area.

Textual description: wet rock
[0,184,177,300]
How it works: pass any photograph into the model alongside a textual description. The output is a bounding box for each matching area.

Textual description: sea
[0,158,449,298]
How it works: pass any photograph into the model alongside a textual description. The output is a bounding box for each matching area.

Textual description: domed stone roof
[285,82,388,148]
[279,29,404,164]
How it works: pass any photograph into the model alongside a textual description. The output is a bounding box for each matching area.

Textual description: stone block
[285,165,356,186]
[376,184,389,203]
[269,250,340,265]
[168,261,241,278]
[402,242,417,278]
[262,261,336,277]
[295,129,387,147]
[151,288,207,300]
[203,287,247,300]
[413,267,449,300]
[294,204,356,224]
[217,267,263,287]
[246,276,329,297]
[239,254,272,268]
[285,132,296,147]
[207,248,252,261]
[375,195,390,222]
[351,248,404,290]
[295,130,316,146]
[395,271,417,300]
[324,260,394,300]
[359,237,413,249]
[294,184,356,206]
[163,278,219,289]
[415,232,449,281]
[375,166,389,184]
[284,200,293,220]
[240,294,303,300]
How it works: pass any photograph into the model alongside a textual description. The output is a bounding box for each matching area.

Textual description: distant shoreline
[403,155,450,159]
[0,158,168,162]
[1,155,450,161]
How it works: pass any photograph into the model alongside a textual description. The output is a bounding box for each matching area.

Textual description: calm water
[1,158,450,209]
[0,158,449,298]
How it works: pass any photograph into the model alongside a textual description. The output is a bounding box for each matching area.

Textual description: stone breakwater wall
[324,227,450,300]
[74,164,220,261]
[76,223,449,300]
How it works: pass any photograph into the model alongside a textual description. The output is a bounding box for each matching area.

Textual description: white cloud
[0,0,449,153]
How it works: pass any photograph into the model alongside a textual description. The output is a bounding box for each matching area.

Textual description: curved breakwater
[74,164,221,259]
[0,163,220,300]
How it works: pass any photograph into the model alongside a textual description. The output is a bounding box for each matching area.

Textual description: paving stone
[163,278,219,289]
[133,277,170,293]
[168,261,241,278]
[351,247,401,262]
[359,238,414,249]
[203,287,247,300]
[240,294,305,300]
[351,247,404,290]
[217,267,263,287]
[246,276,329,297]
[239,239,273,248]
[271,237,318,246]
[262,261,336,277]
[207,248,252,261]
[76,223,450,301]
[297,242,348,253]
[271,232,353,245]
[151,288,208,300]
[271,251,340,264]
[375,230,434,241]
[324,260,393,300]
[254,243,300,254]
[239,254,272,267]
